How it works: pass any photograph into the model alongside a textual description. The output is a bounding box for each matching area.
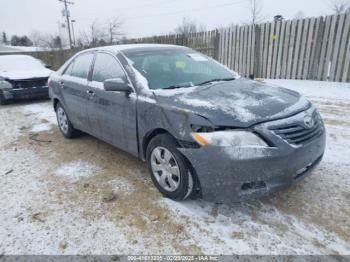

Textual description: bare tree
[107,16,124,44]
[328,0,350,14]
[247,0,265,26]
[174,17,206,36]
[79,20,106,47]
[78,17,124,47]
[29,31,44,47]
[29,31,61,49]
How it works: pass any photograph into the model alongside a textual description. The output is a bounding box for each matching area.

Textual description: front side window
[70,53,94,79]
[64,61,74,76]
[92,53,126,82]
[124,49,235,90]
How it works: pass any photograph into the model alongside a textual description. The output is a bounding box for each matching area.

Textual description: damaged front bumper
[179,108,326,203]
[1,86,49,101]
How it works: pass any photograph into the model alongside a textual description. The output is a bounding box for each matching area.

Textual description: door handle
[86,90,95,96]
[59,81,65,88]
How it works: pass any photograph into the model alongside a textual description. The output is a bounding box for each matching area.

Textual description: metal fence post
[253,25,261,79]
[213,29,220,60]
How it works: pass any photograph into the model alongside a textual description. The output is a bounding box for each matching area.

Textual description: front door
[87,52,138,156]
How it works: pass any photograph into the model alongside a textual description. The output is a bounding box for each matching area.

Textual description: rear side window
[69,53,94,79]
[92,53,126,82]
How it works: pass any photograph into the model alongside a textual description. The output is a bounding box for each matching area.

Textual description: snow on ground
[21,102,56,132]
[265,79,350,100]
[0,45,43,53]
[160,198,350,255]
[0,80,349,255]
[53,160,101,183]
[109,177,135,195]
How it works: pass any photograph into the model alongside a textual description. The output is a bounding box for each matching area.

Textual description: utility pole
[59,0,74,49]
[71,20,76,47]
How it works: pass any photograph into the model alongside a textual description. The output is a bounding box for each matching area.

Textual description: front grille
[270,111,324,146]
[12,78,48,89]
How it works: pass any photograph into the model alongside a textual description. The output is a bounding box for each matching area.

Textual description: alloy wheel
[57,107,69,134]
[150,146,181,192]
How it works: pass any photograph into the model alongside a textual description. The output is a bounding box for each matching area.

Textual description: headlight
[191,131,268,147]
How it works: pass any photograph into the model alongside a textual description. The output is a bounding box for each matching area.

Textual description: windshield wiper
[197,77,235,86]
[163,82,194,90]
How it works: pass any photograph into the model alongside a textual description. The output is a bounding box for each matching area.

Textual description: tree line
[1,31,63,49]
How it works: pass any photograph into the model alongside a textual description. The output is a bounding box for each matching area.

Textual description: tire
[0,94,8,105]
[146,134,195,201]
[55,102,80,139]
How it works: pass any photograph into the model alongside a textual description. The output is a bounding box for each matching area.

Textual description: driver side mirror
[103,78,132,93]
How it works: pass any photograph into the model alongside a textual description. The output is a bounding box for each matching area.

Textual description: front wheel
[146,134,195,201]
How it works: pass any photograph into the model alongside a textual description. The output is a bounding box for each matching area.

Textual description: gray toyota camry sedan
[49,44,326,203]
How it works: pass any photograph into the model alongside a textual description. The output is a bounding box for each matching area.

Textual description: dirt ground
[0,91,349,255]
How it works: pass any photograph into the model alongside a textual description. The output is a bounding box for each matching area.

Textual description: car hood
[0,69,52,80]
[153,78,311,127]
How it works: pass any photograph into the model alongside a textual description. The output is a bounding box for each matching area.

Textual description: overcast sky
[0,0,334,39]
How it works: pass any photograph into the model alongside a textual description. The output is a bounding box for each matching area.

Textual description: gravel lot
[0,80,349,255]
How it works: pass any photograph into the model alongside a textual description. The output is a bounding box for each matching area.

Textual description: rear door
[60,52,94,131]
[87,52,138,156]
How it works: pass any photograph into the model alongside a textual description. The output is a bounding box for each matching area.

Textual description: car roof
[88,44,190,54]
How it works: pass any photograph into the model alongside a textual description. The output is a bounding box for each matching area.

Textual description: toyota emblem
[304,115,314,129]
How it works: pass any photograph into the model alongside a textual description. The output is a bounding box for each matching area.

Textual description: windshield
[124,49,236,90]
[0,55,45,72]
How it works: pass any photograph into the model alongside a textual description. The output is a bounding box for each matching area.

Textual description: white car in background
[0,55,52,105]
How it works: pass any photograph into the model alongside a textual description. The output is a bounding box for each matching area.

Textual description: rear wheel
[0,94,8,105]
[146,134,194,201]
[55,102,80,139]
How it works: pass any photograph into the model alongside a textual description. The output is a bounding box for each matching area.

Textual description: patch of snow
[265,80,350,100]
[20,102,56,132]
[177,97,213,108]
[160,198,350,255]
[0,149,142,255]
[30,123,52,133]
[0,45,46,52]
[53,160,101,183]
[0,69,52,80]
[176,92,259,123]
[137,95,157,104]
[323,125,350,165]
[153,86,200,96]
[109,177,135,195]
[108,43,185,52]
[270,95,310,119]
[0,55,48,72]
